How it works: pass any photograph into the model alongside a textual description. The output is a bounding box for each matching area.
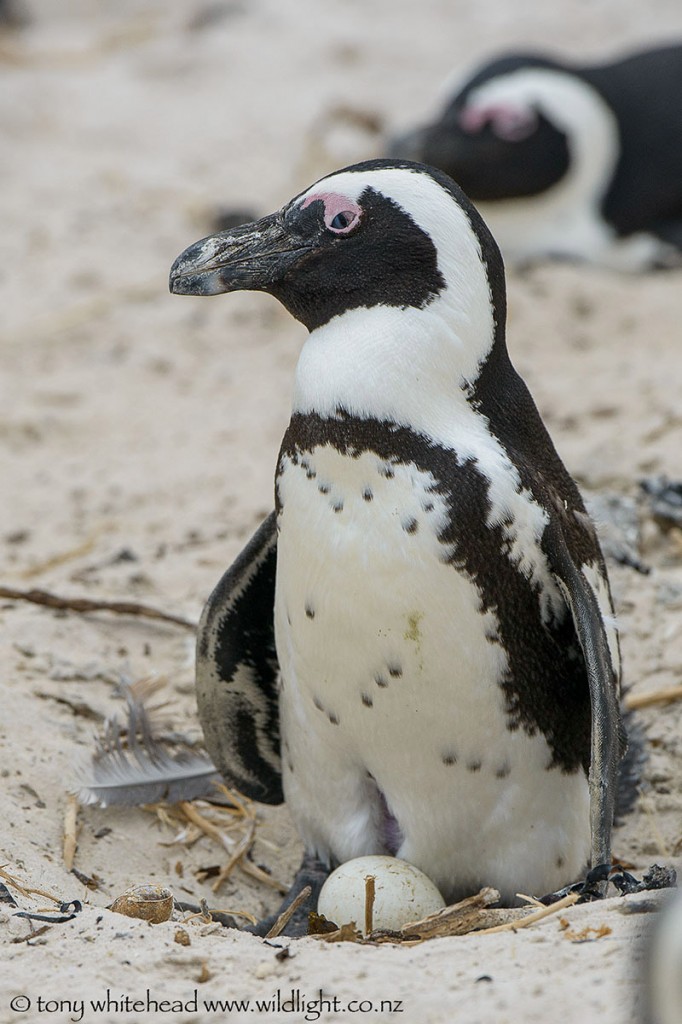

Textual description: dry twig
[516,893,547,908]
[175,799,288,895]
[474,891,580,935]
[624,684,682,711]
[399,886,502,940]
[0,867,62,905]
[237,858,289,894]
[21,536,99,579]
[211,820,257,892]
[11,925,51,944]
[265,886,313,939]
[0,585,196,631]
[311,887,506,945]
[364,874,375,936]
[181,902,258,927]
[179,801,240,852]
[312,889,582,945]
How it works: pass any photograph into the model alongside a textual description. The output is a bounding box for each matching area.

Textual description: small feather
[73,677,221,807]
[74,744,220,807]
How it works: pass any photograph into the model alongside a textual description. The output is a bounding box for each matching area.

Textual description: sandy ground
[1,2,682,1022]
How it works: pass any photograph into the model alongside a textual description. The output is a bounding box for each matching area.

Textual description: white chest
[273,441,590,901]
[275,444,509,747]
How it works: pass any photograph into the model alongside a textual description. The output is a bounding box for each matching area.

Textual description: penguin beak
[387,126,432,163]
[169,212,311,296]
[389,125,466,174]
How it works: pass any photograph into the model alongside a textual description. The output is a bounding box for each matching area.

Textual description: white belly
[275,444,590,902]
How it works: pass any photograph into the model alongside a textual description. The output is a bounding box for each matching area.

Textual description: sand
[1,2,681,1022]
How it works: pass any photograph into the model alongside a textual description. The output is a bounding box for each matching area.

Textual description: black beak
[387,126,431,163]
[389,124,468,175]
[169,211,311,297]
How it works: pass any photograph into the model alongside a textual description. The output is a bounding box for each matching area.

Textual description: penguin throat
[292,301,499,427]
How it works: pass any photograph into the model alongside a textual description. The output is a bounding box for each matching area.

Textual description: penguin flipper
[196,511,283,804]
[544,523,625,872]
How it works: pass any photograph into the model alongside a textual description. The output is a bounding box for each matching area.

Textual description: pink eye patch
[301,192,362,233]
[458,103,538,142]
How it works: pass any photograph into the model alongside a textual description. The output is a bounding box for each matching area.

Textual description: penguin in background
[390,45,682,270]
[170,158,626,933]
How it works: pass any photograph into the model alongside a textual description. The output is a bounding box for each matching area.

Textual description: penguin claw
[538,862,612,905]
[610,863,677,896]
[539,862,678,905]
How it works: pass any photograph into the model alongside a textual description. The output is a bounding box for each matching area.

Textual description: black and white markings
[276,412,596,772]
[391,46,682,269]
[274,408,600,898]
[401,515,419,534]
[172,159,624,907]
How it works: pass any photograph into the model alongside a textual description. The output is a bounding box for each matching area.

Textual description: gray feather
[74,678,221,807]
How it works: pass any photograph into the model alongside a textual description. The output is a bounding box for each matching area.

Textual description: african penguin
[390,45,682,270]
[170,158,625,929]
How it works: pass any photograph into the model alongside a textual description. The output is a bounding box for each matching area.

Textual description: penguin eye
[326,210,360,234]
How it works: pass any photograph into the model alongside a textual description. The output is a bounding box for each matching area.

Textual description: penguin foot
[244,852,331,938]
[174,853,330,937]
[538,862,612,904]
[539,862,678,905]
[609,863,677,896]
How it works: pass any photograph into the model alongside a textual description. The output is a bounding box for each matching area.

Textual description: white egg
[317,855,446,934]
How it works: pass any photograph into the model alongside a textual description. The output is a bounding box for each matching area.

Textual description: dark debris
[640,476,682,530]
[0,883,18,907]
[13,899,82,924]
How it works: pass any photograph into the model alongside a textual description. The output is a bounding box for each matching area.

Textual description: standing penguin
[391,45,682,270]
[170,159,625,930]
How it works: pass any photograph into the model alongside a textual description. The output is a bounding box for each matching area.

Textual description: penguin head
[390,54,616,204]
[170,158,504,339]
